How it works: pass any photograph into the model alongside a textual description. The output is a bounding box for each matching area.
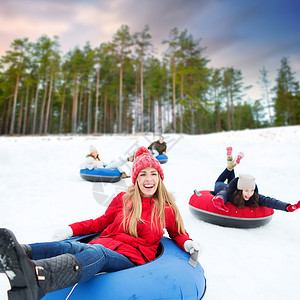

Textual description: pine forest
[1,25,299,135]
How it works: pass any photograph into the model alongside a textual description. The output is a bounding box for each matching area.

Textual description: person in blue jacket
[212,147,300,213]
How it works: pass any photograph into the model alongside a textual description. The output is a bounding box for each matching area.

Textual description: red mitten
[212,196,229,212]
[287,201,300,212]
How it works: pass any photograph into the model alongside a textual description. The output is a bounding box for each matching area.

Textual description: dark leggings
[214,168,235,194]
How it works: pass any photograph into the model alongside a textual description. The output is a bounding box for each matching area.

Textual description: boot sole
[0,228,38,300]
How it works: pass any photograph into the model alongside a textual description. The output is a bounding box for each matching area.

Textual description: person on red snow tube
[0,146,199,300]
[212,146,300,214]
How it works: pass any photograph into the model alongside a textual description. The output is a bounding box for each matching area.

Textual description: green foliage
[0,29,299,135]
[273,57,299,126]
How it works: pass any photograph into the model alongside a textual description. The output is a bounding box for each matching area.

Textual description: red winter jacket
[69,192,190,265]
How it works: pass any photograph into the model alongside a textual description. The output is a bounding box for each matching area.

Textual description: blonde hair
[86,153,100,160]
[122,175,185,237]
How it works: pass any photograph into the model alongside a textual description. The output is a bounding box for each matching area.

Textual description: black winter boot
[21,244,32,259]
[0,228,38,300]
[34,254,82,298]
[0,228,82,300]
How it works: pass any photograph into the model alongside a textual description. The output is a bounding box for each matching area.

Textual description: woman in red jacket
[0,146,199,300]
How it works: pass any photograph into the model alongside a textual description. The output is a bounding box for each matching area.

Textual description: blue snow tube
[44,236,206,300]
[80,168,121,183]
[156,154,168,164]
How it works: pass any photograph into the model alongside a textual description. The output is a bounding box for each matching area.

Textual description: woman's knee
[56,241,89,254]
[80,244,106,259]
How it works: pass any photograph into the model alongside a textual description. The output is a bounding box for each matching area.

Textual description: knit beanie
[131,146,164,184]
[237,174,255,190]
[89,145,98,153]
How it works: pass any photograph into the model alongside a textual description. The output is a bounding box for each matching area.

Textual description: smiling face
[136,167,159,198]
[91,151,98,159]
[242,189,255,201]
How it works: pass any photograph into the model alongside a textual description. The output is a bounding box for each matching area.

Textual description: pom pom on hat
[134,146,150,159]
[132,146,164,184]
[89,145,98,153]
[237,174,255,190]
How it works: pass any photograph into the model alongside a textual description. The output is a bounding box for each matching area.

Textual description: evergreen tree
[252,100,266,127]
[0,29,299,136]
[258,66,273,126]
[234,102,255,129]
[134,25,153,132]
[273,57,299,126]
[0,38,30,134]
[68,47,85,133]
[163,27,180,132]
[112,25,132,133]
[223,67,245,130]
[210,68,223,131]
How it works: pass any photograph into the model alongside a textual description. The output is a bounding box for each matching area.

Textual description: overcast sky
[1,0,300,101]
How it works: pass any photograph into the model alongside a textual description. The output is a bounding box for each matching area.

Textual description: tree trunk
[166,73,170,128]
[0,105,6,134]
[172,55,176,133]
[59,82,67,133]
[135,71,140,133]
[191,97,195,134]
[140,55,144,132]
[82,83,88,133]
[77,78,84,132]
[214,88,221,132]
[123,95,128,132]
[226,93,231,131]
[22,85,30,134]
[72,75,79,133]
[66,102,71,133]
[9,70,21,134]
[103,88,107,133]
[17,91,24,134]
[230,90,235,130]
[180,73,184,134]
[87,80,92,134]
[110,102,114,133]
[157,98,162,134]
[5,96,13,134]
[48,99,53,133]
[44,70,54,133]
[32,76,40,134]
[94,66,100,133]
[265,84,273,126]
[148,96,152,132]
[119,46,124,133]
[39,73,49,134]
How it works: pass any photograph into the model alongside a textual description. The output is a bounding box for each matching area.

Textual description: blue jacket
[216,178,290,211]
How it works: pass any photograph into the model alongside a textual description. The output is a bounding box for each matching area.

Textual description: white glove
[184,240,200,254]
[52,226,73,241]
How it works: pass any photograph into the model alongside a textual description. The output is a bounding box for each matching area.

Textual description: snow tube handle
[188,250,199,268]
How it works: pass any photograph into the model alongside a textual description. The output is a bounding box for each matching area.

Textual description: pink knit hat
[131,146,164,184]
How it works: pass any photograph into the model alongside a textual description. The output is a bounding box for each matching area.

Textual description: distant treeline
[0,25,299,135]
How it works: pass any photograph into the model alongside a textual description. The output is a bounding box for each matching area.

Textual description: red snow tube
[189,190,274,228]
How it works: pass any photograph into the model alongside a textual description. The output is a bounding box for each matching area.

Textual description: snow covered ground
[1,126,300,300]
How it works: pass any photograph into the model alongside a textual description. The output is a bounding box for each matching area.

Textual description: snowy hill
[1,126,300,300]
